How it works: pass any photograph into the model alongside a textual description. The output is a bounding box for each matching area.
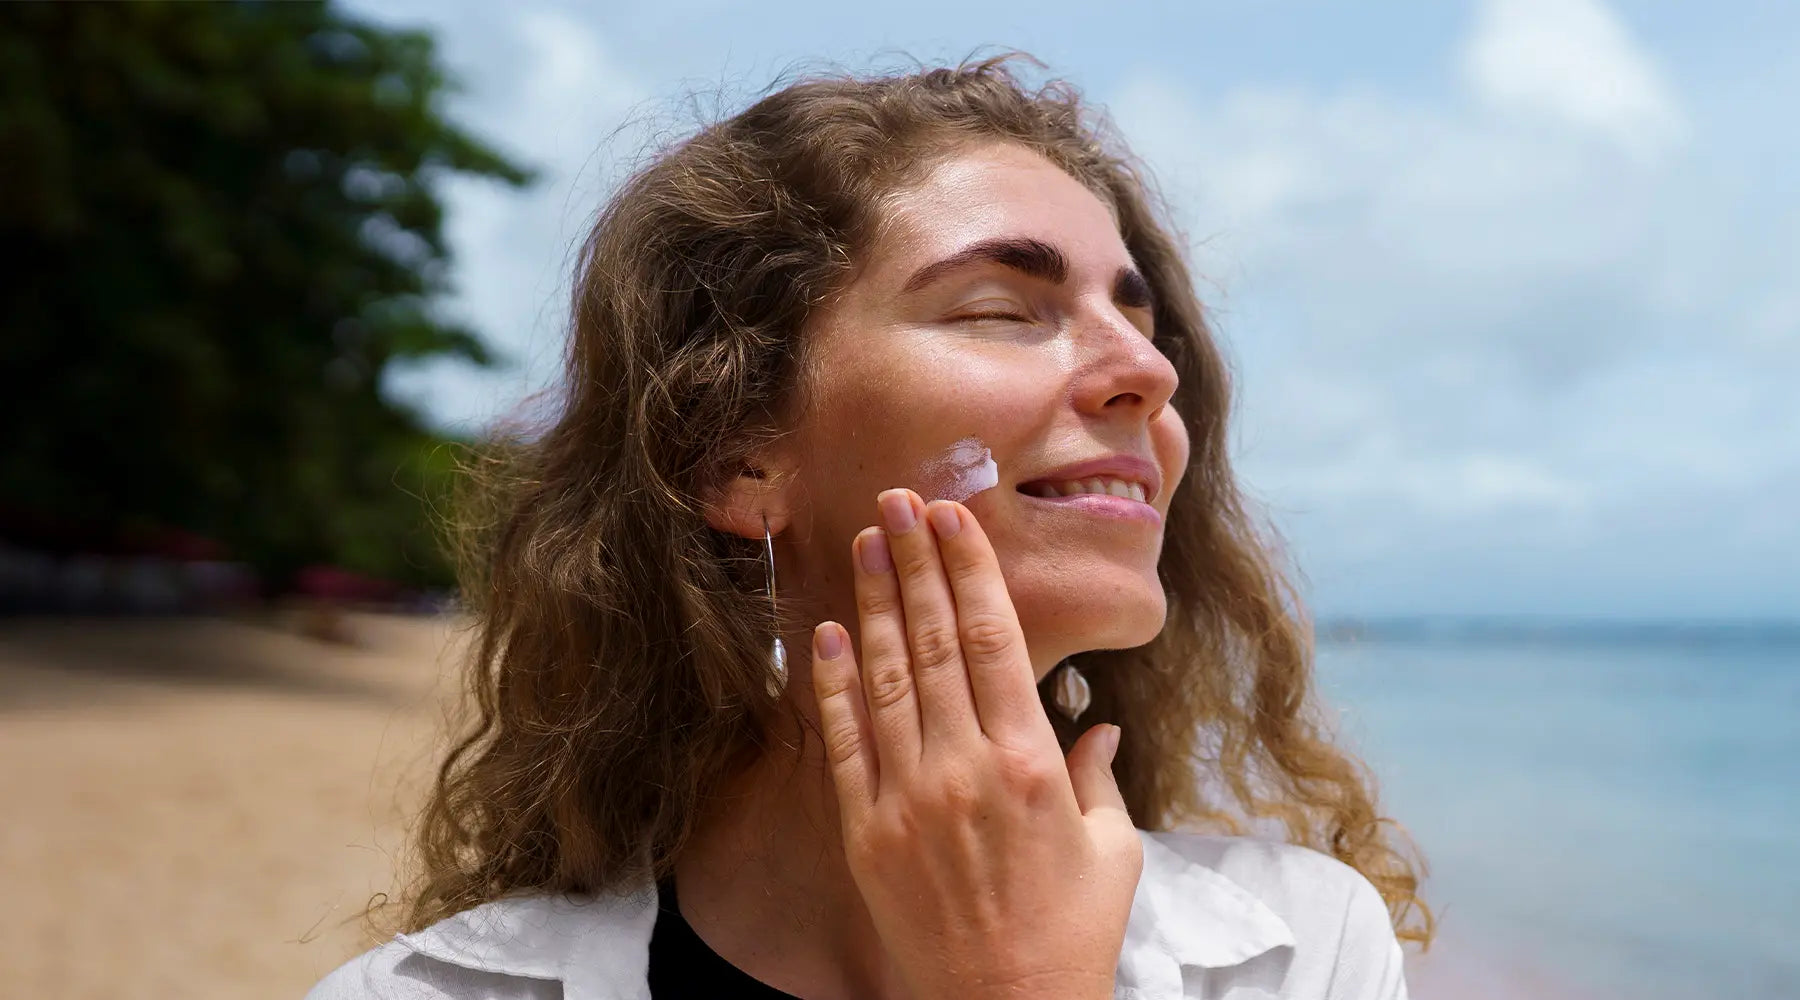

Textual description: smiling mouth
[1013,482,1163,528]
[1016,476,1151,504]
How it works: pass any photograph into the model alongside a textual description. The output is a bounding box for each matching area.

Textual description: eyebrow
[899,235,1156,312]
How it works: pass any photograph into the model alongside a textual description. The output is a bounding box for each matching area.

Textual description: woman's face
[781,142,1189,681]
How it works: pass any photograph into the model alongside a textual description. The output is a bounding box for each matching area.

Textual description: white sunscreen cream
[918,436,1000,504]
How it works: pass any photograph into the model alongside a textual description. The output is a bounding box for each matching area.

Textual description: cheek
[1156,409,1192,498]
[916,436,999,504]
[797,337,1060,545]
[823,346,1043,457]
[811,343,932,432]
[795,353,980,518]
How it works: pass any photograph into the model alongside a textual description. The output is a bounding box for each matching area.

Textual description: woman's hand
[810,488,1143,1000]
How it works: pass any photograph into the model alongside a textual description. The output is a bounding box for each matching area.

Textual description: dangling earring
[763,514,787,699]
[1052,658,1091,721]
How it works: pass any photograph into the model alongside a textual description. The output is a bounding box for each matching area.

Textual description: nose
[1068,304,1178,422]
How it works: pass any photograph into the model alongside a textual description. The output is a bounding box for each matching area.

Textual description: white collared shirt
[306,829,1408,1000]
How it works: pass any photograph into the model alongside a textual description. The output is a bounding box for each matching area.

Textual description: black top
[648,876,802,999]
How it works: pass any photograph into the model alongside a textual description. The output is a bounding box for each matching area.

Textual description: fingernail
[878,489,917,534]
[858,531,892,574]
[814,623,843,660]
[926,501,961,538]
[1103,725,1122,764]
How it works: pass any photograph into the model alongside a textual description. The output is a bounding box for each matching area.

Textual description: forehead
[866,143,1127,283]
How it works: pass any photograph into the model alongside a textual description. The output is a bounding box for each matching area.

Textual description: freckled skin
[780,142,1189,683]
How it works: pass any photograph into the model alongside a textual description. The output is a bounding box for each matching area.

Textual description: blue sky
[351,0,1799,620]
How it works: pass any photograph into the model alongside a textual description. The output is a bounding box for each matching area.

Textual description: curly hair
[384,52,1436,953]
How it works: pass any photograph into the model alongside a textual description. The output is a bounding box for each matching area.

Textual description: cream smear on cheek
[916,436,1000,504]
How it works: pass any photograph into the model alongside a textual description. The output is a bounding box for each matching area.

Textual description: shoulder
[303,939,558,1000]
[302,886,658,1000]
[1143,828,1379,919]
[1140,830,1408,998]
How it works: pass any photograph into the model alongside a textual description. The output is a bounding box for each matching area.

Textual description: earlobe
[702,462,795,539]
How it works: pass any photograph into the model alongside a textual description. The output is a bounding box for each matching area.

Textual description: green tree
[0,0,529,589]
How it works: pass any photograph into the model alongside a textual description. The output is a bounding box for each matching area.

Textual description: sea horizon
[1314,615,1800,646]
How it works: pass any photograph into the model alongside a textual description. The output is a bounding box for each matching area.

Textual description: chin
[1022,576,1167,677]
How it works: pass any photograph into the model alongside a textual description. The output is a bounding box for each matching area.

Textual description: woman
[310,55,1433,1000]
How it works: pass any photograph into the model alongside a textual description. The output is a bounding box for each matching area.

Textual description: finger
[810,621,878,814]
[1066,723,1130,823]
[925,498,1057,745]
[878,488,980,750]
[852,526,922,785]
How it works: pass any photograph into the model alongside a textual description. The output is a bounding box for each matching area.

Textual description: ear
[703,450,799,540]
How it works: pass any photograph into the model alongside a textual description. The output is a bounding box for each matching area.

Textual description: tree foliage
[0,0,529,588]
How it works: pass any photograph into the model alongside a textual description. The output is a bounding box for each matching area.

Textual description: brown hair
[392,53,1435,952]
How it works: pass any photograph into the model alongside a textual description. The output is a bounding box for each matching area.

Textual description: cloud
[1461,0,1687,158]
[1108,2,1798,615]
[361,0,1796,616]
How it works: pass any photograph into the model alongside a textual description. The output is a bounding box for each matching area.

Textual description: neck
[673,696,913,1000]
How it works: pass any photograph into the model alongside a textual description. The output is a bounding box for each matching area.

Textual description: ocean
[1315,624,1800,999]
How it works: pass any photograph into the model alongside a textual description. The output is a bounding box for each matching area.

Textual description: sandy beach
[1,612,462,999]
[0,612,1599,999]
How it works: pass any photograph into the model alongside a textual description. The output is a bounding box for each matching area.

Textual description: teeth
[1029,477,1149,501]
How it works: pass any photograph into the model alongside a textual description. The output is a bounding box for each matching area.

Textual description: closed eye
[951,311,1032,323]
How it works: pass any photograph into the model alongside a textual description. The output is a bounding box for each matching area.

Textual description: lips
[1016,454,1162,506]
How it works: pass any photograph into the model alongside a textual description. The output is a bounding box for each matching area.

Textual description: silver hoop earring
[763,514,787,699]
[1052,659,1091,721]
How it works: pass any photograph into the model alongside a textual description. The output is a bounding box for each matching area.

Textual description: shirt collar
[1116,831,1297,997]
[395,885,660,1000]
[396,829,1294,1000]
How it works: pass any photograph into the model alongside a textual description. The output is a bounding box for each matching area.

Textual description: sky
[350,0,1799,620]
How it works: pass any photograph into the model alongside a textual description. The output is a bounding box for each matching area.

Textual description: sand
[1,612,464,999]
[1,612,1601,999]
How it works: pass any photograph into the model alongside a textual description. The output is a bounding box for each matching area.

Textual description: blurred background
[2,2,1794,998]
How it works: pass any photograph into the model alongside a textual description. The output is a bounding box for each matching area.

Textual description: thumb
[1067,723,1127,818]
